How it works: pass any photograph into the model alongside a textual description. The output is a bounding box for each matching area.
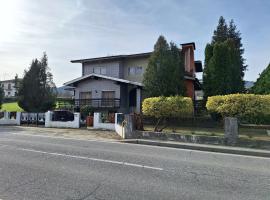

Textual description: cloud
[0,0,269,85]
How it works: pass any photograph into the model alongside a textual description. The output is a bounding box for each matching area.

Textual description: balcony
[74,98,121,108]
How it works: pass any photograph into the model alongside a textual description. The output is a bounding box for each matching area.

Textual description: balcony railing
[74,98,120,108]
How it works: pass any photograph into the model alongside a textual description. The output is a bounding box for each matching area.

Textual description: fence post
[224,117,238,145]
[45,111,51,127]
[16,112,21,125]
[123,114,135,139]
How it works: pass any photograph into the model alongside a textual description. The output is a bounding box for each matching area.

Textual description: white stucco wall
[93,112,115,130]
[75,79,120,99]
[45,111,80,128]
[115,113,125,138]
[123,57,149,83]
[0,112,21,125]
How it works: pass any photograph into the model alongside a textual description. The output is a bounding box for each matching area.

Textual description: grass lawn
[0,102,24,112]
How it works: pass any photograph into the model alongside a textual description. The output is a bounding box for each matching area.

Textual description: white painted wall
[45,111,80,128]
[115,113,125,138]
[123,57,148,83]
[93,112,115,130]
[0,112,21,125]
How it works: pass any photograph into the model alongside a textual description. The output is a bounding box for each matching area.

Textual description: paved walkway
[0,126,121,141]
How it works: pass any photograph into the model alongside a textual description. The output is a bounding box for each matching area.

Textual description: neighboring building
[0,79,18,97]
[64,42,202,113]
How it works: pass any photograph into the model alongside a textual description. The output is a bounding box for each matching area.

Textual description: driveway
[0,127,269,200]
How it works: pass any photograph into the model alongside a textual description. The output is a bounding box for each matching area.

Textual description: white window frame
[128,66,143,75]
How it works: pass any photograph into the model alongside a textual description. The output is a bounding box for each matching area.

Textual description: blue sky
[0,0,269,86]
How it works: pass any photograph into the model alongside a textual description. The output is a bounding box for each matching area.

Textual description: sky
[0,0,269,86]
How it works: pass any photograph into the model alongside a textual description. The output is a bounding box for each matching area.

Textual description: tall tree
[212,16,228,44]
[14,74,20,97]
[143,35,185,97]
[251,63,270,94]
[0,86,4,109]
[18,53,56,112]
[203,16,246,99]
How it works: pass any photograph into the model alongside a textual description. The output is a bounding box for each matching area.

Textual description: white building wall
[0,81,17,97]
[123,57,149,83]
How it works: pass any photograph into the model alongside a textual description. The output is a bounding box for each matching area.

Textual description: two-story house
[64,42,202,113]
[0,79,18,97]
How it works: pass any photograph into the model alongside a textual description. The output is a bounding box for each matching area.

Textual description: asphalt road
[0,127,269,200]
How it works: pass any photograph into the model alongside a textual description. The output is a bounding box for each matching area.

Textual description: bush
[80,105,94,118]
[142,96,193,131]
[206,94,270,124]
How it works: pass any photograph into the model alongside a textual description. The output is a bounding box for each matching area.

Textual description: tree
[18,52,56,112]
[14,74,20,97]
[251,63,270,94]
[212,16,228,44]
[143,35,185,97]
[203,16,246,99]
[0,86,4,109]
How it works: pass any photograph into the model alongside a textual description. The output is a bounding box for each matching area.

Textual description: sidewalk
[0,126,121,141]
[122,139,270,158]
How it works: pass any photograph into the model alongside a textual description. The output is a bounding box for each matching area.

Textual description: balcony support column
[136,88,141,113]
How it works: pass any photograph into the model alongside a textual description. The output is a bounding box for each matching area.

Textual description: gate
[20,112,45,126]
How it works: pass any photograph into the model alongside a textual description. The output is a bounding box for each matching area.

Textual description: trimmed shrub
[206,94,270,124]
[142,96,193,131]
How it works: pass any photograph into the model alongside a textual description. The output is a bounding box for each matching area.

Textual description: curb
[122,139,270,158]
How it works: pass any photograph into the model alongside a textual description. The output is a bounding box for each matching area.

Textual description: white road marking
[4,134,270,160]
[18,148,164,171]
[2,133,270,160]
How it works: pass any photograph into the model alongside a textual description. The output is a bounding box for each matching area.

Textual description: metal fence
[20,112,45,125]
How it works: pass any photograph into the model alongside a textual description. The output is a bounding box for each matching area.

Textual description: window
[136,66,143,74]
[100,67,106,75]
[94,67,100,74]
[102,91,115,99]
[8,83,11,90]
[93,67,106,75]
[128,67,136,75]
[128,66,143,75]
[80,92,92,99]
[101,91,115,107]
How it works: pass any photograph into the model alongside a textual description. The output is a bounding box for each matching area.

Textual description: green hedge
[142,96,193,118]
[206,94,270,124]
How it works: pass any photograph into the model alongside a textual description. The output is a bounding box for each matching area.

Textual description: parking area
[0,126,121,141]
